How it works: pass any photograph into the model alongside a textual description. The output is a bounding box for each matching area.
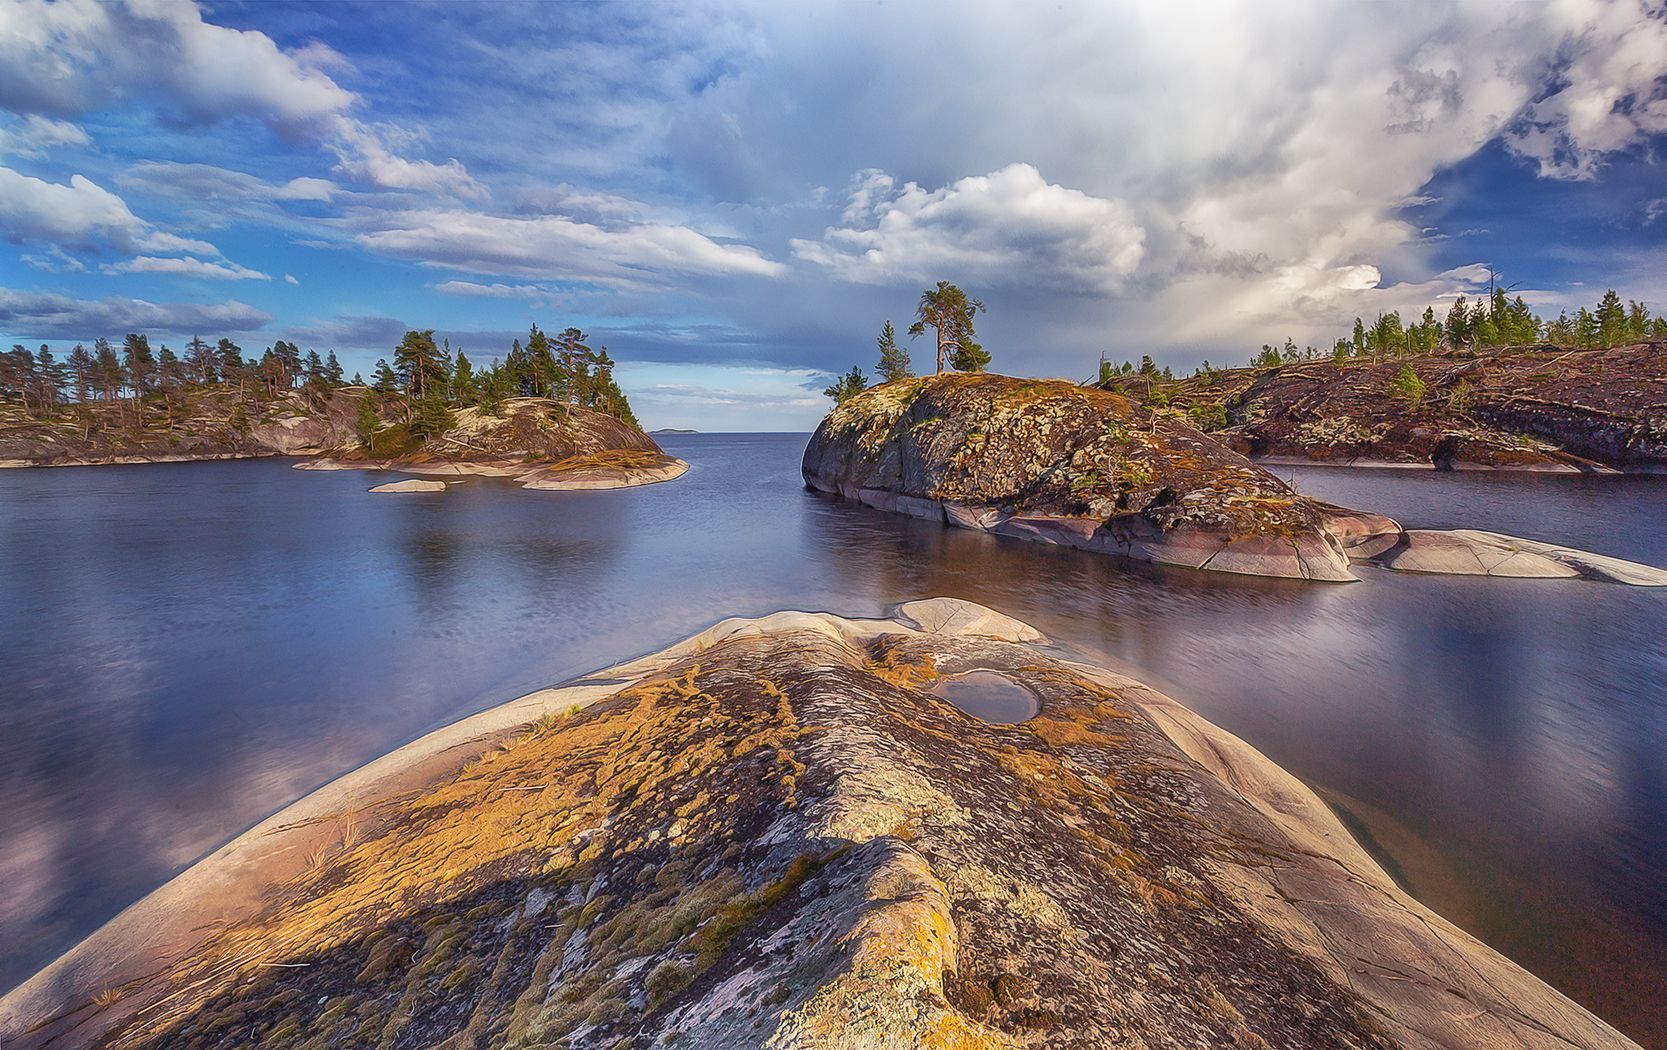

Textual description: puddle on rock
[931,670,1039,724]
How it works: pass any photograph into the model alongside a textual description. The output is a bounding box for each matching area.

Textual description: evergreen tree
[323,351,345,386]
[122,333,156,397]
[372,358,400,395]
[66,345,94,403]
[1445,297,1470,348]
[909,281,986,374]
[93,339,124,400]
[822,366,869,403]
[875,320,912,382]
[393,330,446,403]
[453,351,477,405]
[1388,364,1427,408]
[411,389,455,437]
[354,394,381,446]
[185,335,217,385]
[1596,289,1625,347]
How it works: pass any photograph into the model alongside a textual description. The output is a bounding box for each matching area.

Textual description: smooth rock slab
[1378,529,1667,585]
[368,478,447,493]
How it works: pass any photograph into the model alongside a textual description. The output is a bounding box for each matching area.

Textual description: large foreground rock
[1,600,1637,1049]
[803,373,1357,581]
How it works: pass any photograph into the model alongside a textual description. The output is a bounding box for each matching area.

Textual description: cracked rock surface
[1,600,1636,1049]
[802,373,1358,581]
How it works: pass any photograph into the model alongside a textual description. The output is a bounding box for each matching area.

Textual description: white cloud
[358,209,785,285]
[0,0,479,197]
[1502,0,1667,179]
[0,114,88,158]
[103,256,270,281]
[285,273,300,285]
[0,167,148,248]
[793,163,1146,293]
[434,280,546,300]
[120,162,339,204]
[0,286,271,338]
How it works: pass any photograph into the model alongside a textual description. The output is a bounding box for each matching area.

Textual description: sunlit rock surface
[1159,341,1667,471]
[0,393,686,490]
[802,373,1357,581]
[1,600,1637,1049]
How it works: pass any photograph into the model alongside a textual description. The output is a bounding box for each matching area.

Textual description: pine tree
[1596,290,1625,348]
[909,282,986,374]
[354,394,382,447]
[822,366,869,403]
[323,351,345,386]
[453,351,477,405]
[66,345,93,403]
[122,333,156,398]
[372,358,400,395]
[874,320,912,382]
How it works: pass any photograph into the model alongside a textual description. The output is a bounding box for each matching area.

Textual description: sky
[2,0,1666,431]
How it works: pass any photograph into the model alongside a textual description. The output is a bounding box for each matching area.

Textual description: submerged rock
[1380,529,1667,585]
[803,373,1358,582]
[3,600,1638,1049]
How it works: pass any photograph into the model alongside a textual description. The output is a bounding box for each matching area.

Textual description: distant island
[0,324,686,490]
[808,282,1667,584]
[650,427,699,434]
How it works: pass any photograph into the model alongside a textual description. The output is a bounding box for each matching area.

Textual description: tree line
[1243,287,1667,369]
[1,323,639,434]
[824,281,992,403]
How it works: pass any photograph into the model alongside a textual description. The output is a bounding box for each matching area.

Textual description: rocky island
[803,372,1667,584]
[1151,341,1667,472]
[0,599,1637,1049]
[0,328,687,491]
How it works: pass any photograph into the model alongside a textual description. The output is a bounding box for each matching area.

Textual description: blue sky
[3,0,1665,430]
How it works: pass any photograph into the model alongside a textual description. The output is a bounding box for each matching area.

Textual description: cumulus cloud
[1502,0,1667,179]
[0,0,479,197]
[0,167,144,248]
[357,209,784,286]
[793,163,1146,293]
[0,287,271,339]
[103,256,271,281]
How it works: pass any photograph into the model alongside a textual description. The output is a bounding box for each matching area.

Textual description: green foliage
[1187,401,1228,431]
[908,281,986,374]
[410,391,456,438]
[1388,364,1427,408]
[354,395,381,446]
[874,320,913,382]
[822,366,869,404]
[948,338,991,372]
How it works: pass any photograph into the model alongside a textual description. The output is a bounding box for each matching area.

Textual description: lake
[2,435,1664,1045]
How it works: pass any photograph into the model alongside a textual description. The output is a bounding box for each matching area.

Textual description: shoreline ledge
[0,599,1637,1049]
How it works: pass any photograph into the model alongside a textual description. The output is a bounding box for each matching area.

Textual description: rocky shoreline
[0,599,1638,1049]
[804,373,1667,585]
[1158,341,1667,472]
[1,393,687,492]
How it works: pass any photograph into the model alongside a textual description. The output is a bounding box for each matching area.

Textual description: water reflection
[1,441,1665,1044]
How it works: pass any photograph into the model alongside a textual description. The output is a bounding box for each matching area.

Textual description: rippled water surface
[2,437,1665,1044]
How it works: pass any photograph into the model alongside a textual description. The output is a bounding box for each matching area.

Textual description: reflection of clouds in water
[2,443,1666,1036]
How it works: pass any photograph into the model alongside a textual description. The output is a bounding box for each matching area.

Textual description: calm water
[2,436,1665,1044]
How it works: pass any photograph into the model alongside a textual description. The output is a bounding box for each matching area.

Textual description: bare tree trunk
[937,330,946,374]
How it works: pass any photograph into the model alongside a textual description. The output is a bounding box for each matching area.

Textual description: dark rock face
[1166,342,1667,471]
[802,373,1356,580]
